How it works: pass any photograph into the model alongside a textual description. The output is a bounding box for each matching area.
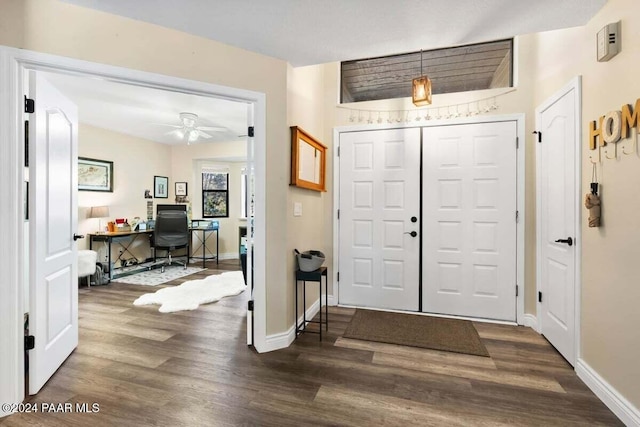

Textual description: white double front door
[338,121,517,321]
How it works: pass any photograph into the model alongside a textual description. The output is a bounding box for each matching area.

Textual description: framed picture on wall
[175,181,188,196]
[154,175,169,198]
[78,157,113,192]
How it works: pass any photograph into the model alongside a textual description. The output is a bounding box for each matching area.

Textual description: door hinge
[515,210,519,223]
[24,335,35,350]
[516,137,519,149]
[533,130,542,143]
[247,300,254,311]
[516,285,519,297]
[538,291,543,303]
[337,272,339,282]
[247,126,254,137]
[24,96,35,114]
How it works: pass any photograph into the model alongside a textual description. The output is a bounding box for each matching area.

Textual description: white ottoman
[78,250,97,287]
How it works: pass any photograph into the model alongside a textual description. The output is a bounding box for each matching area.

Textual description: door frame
[333,113,526,324]
[0,46,268,413]
[535,76,582,360]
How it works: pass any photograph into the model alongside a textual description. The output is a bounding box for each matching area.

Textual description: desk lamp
[89,205,110,233]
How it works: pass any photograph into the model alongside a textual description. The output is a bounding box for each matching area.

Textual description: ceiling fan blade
[197,126,226,132]
[165,129,184,138]
[196,130,213,139]
[153,123,182,129]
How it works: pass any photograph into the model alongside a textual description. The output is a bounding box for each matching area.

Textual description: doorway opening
[0,46,267,406]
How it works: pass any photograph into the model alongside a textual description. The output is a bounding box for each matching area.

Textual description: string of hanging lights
[338,88,517,125]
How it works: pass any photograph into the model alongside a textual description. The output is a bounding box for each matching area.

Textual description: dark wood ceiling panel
[341,39,512,103]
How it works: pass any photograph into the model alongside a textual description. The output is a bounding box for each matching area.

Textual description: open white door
[422,121,517,321]
[245,106,255,346]
[338,128,421,311]
[28,71,79,394]
[536,78,580,365]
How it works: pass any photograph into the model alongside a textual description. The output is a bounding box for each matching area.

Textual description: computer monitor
[156,204,187,215]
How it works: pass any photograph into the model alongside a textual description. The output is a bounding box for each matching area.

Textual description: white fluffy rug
[133,271,246,313]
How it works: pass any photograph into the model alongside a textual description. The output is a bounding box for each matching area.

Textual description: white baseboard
[576,358,640,427]
[263,299,322,352]
[523,314,539,332]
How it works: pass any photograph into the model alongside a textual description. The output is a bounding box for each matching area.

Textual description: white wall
[287,64,328,317]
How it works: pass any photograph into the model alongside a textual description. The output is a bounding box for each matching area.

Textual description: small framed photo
[175,182,188,196]
[154,176,169,198]
[78,157,113,192]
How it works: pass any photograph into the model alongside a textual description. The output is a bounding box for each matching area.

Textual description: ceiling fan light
[180,112,198,128]
[412,76,432,106]
[176,129,185,139]
[187,130,199,142]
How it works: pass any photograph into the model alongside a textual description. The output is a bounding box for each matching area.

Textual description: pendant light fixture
[412,49,432,106]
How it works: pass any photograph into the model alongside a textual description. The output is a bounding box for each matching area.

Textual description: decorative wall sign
[589,98,639,151]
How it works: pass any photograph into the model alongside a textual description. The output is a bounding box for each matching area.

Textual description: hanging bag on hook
[585,163,601,227]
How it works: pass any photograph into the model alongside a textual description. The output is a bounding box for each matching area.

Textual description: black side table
[295,267,328,340]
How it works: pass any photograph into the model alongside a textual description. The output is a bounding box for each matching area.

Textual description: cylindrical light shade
[412,76,432,106]
[89,206,110,218]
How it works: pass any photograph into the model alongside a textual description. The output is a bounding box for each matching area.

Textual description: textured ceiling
[43,72,248,145]
[61,0,607,66]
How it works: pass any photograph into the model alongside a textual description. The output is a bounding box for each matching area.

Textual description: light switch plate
[293,202,302,217]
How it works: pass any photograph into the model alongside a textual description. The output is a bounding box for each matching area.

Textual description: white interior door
[536,79,579,365]
[29,71,79,394]
[422,122,517,321]
[246,106,254,346]
[339,128,420,311]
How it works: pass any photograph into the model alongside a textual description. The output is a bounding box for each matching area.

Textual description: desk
[189,228,219,268]
[89,230,153,280]
[295,267,328,340]
[89,227,220,280]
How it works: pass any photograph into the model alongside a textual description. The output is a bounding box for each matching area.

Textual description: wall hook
[622,140,636,155]
[605,145,617,160]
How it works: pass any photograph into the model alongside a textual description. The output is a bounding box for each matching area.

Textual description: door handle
[404,231,418,238]
[554,237,573,246]
[73,233,85,241]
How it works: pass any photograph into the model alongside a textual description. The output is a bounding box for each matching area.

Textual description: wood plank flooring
[1,259,622,426]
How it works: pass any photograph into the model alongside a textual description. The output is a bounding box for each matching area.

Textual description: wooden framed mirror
[290,126,327,192]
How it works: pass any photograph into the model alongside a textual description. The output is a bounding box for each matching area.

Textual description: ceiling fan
[157,112,226,144]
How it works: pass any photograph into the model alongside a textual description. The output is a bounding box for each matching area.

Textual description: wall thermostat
[597,21,620,62]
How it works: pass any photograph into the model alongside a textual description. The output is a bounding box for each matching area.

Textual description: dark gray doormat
[342,309,490,357]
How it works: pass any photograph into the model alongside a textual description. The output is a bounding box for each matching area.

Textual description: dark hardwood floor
[1,259,622,426]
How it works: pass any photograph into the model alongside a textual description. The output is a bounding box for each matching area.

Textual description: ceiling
[60,0,607,67]
[43,72,248,145]
[45,1,606,142]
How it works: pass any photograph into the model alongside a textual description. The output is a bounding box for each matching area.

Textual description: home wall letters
[589,98,640,150]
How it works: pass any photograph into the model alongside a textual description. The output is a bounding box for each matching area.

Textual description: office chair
[153,210,190,273]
